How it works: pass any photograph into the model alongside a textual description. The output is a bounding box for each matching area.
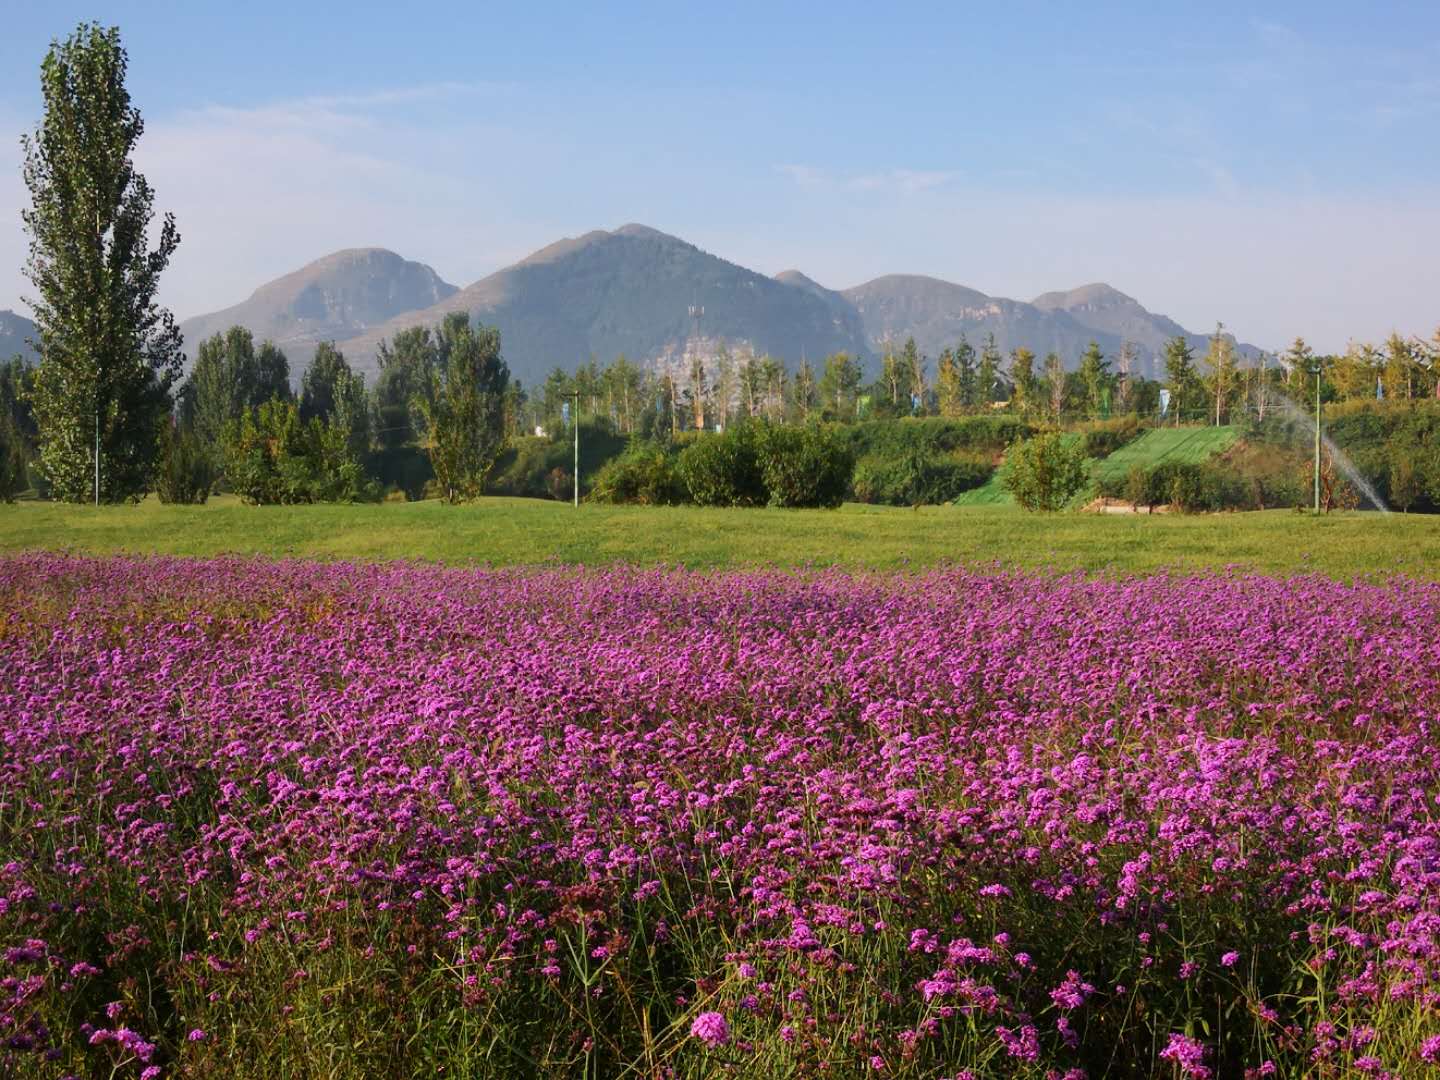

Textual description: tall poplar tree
[417,317,510,503]
[21,23,182,502]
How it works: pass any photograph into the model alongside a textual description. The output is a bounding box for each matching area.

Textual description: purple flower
[1221,951,1240,968]
[1159,1033,1211,1079]
[690,1011,729,1048]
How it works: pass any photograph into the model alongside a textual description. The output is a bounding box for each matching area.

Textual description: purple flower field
[2,555,1439,1077]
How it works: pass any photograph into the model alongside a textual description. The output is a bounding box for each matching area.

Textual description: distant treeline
[5,315,1440,509]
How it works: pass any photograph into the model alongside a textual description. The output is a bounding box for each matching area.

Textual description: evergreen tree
[22,23,182,502]
[1008,348,1037,415]
[1077,341,1111,418]
[954,335,978,409]
[1163,337,1200,422]
[1282,338,1315,393]
[977,334,1001,408]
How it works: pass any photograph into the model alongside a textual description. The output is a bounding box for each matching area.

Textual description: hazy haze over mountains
[176,249,457,362]
[0,309,38,363]
[162,225,1254,386]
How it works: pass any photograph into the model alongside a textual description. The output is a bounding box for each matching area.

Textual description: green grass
[955,426,1241,509]
[1,494,1434,578]
[1088,425,1241,487]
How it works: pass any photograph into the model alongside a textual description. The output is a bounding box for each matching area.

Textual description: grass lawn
[0,495,1434,578]
[1088,426,1241,488]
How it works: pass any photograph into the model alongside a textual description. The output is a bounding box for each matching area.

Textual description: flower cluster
[1,556,1438,1077]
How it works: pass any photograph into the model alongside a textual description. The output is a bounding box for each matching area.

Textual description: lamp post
[1311,359,1322,515]
[570,390,579,508]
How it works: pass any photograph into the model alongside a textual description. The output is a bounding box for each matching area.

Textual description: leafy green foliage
[851,450,992,507]
[753,423,853,509]
[676,425,767,507]
[589,441,685,505]
[154,420,213,505]
[185,327,292,459]
[222,399,376,505]
[0,417,27,502]
[841,415,1033,459]
[416,316,510,503]
[1078,416,1144,459]
[21,23,183,502]
[488,423,627,501]
[1004,432,1088,512]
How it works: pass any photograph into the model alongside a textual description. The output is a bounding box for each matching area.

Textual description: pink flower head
[690,1011,729,1048]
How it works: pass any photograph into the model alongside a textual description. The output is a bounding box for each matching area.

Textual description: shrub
[222,399,377,505]
[0,416,27,503]
[1004,433,1088,512]
[851,451,992,506]
[487,423,627,500]
[589,442,684,505]
[366,446,433,502]
[842,416,1033,460]
[1122,465,1150,508]
[1147,461,1205,512]
[675,425,766,507]
[1078,416,1143,459]
[754,424,853,509]
[155,422,214,505]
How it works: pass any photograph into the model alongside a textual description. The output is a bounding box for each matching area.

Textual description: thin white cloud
[778,163,958,196]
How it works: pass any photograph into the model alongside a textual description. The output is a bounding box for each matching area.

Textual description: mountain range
[1,310,39,364]
[4,225,1258,385]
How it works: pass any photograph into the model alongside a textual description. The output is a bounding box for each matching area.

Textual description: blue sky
[1,1,1437,351]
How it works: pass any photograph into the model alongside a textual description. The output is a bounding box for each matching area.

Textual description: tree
[1163,337,1200,423]
[1389,445,1420,513]
[977,334,1001,408]
[1383,333,1417,401]
[880,342,908,408]
[300,342,350,423]
[1115,341,1136,414]
[1203,324,1237,425]
[1044,352,1066,419]
[1282,338,1314,393]
[1004,432,1088,512]
[903,337,926,412]
[936,348,962,417]
[417,317,510,502]
[1008,348,1036,415]
[186,327,291,457]
[954,335,978,409]
[372,326,437,448]
[300,342,368,455]
[791,358,818,421]
[1077,341,1111,418]
[818,352,862,421]
[22,23,182,502]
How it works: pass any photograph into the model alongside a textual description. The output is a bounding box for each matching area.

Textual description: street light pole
[571,390,580,508]
[1312,361,1322,515]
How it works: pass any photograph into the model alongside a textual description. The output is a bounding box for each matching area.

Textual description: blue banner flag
[1159,389,1171,417]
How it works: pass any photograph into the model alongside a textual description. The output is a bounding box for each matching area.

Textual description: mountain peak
[179,249,458,362]
[1032,282,1140,311]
